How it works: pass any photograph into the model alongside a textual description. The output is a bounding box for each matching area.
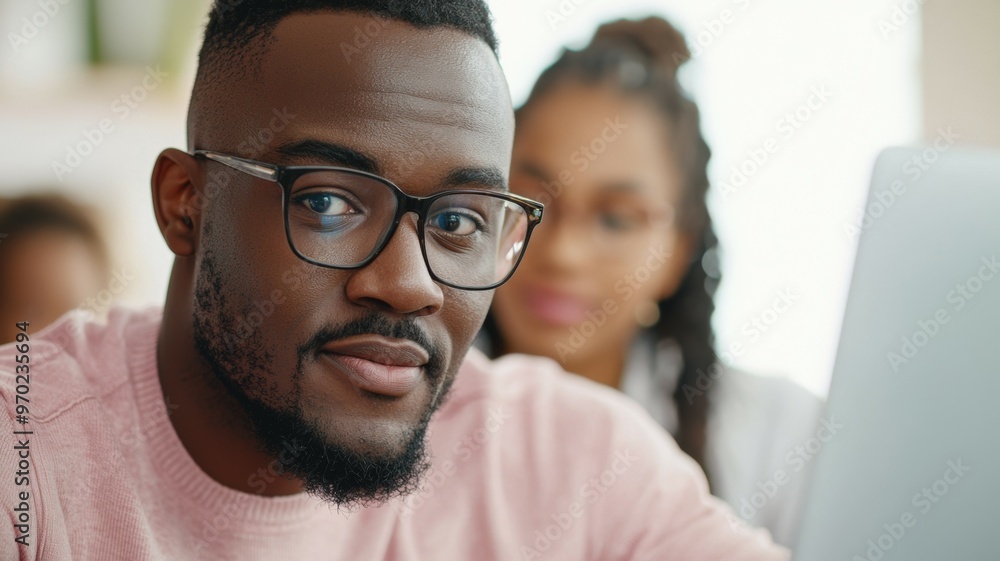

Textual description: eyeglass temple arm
[192,150,279,182]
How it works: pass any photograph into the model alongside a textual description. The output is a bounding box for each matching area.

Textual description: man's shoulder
[440,348,693,477]
[420,350,789,560]
[452,348,665,435]
[0,305,162,422]
[0,305,164,560]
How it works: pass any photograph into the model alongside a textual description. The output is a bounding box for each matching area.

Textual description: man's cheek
[445,289,493,347]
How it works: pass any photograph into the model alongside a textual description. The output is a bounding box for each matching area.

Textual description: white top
[620,334,824,547]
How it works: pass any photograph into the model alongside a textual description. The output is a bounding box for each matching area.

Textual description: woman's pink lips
[521,287,592,327]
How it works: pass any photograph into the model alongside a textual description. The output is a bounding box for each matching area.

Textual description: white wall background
[0,0,923,396]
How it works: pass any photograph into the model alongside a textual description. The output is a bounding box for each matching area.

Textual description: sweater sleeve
[597,397,791,561]
[492,352,792,561]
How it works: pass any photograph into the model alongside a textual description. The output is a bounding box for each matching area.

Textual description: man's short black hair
[189,0,498,144]
[203,0,497,57]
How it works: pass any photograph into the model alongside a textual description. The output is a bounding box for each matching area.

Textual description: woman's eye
[301,193,354,216]
[599,212,639,231]
[431,212,479,236]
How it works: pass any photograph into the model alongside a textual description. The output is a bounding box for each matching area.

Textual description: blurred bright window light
[489,0,922,396]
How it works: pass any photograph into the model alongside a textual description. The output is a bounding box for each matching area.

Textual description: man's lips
[320,336,429,398]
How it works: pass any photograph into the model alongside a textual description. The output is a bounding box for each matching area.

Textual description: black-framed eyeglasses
[191,150,544,291]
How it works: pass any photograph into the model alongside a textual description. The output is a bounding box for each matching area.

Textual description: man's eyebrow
[276,140,381,175]
[442,167,508,193]
[276,139,507,192]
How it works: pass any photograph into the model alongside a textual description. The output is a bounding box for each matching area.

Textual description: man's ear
[152,148,201,257]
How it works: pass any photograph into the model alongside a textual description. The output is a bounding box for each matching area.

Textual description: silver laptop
[793,146,1000,560]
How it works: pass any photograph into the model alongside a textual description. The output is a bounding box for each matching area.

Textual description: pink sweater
[0,306,789,560]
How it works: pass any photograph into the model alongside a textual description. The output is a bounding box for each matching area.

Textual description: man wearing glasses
[0,1,787,559]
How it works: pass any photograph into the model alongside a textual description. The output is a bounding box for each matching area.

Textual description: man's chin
[317,418,426,458]
[249,400,432,508]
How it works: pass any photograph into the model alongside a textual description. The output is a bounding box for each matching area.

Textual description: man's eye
[430,211,481,236]
[299,193,354,216]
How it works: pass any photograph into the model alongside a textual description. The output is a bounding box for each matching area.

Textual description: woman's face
[493,83,692,369]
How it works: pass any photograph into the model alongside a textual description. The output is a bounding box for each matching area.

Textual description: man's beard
[191,250,455,508]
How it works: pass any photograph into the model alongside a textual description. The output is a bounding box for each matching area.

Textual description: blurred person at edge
[481,17,824,547]
[0,194,111,344]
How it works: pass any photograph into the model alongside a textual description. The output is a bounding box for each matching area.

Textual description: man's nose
[344,215,444,317]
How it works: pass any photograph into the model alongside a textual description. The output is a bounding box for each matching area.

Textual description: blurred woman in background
[0,194,110,344]
[479,17,822,546]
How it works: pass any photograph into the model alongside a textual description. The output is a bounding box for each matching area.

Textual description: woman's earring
[634,300,661,328]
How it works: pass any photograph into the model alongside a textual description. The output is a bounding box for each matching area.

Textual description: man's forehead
[206,11,513,182]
